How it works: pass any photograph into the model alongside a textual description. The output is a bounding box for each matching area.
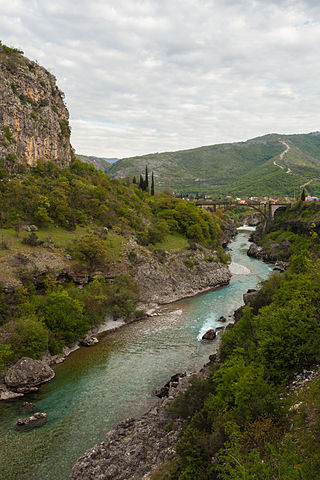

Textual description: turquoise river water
[0,231,273,480]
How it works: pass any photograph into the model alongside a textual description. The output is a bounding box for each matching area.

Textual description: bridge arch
[222,203,268,220]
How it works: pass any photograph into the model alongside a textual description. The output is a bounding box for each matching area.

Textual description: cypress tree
[151,172,155,196]
[301,188,306,201]
[145,165,149,191]
[139,174,144,190]
[133,176,136,184]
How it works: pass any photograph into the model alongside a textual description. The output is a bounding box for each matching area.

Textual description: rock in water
[20,402,38,412]
[5,357,55,392]
[202,329,216,340]
[16,412,47,431]
[80,335,99,347]
[218,316,227,322]
[243,289,258,304]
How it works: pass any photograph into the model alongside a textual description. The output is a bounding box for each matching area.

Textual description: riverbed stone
[5,357,55,392]
[202,329,216,340]
[80,335,99,347]
[243,289,258,304]
[16,412,47,431]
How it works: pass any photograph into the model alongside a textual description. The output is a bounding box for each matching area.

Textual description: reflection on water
[0,232,272,480]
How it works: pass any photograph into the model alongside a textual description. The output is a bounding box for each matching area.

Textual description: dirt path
[300,177,318,188]
[273,140,292,173]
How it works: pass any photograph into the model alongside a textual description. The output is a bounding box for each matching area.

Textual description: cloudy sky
[1,0,320,158]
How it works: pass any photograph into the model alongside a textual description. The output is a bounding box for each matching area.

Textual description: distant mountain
[107,132,320,196]
[77,154,116,172]
[102,157,118,163]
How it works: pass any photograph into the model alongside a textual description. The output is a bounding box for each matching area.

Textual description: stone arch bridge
[196,201,289,221]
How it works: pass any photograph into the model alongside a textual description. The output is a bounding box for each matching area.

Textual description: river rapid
[0,231,273,480]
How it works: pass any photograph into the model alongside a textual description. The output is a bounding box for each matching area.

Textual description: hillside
[0,42,73,167]
[108,132,320,197]
[76,154,111,172]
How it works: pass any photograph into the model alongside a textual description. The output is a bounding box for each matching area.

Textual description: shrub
[22,232,43,246]
[71,235,107,268]
[4,126,13,143]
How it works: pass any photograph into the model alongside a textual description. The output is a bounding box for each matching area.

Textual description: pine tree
[133,176,136,184]
[151,171,155,196]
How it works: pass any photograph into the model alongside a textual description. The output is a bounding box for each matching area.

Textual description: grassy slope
[108,132,320,196]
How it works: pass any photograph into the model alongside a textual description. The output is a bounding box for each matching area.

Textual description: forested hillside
[108,132,320,197]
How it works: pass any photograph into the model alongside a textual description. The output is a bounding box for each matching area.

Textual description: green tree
[44,288,89,350]
[10,318,49,359]
[151,171,155,196]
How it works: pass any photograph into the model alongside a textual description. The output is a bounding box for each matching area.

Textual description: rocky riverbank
[69,355,219,480]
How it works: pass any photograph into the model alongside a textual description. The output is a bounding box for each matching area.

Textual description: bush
[22,232,43,246]
[71,235,107,268]
[43,288,89,349]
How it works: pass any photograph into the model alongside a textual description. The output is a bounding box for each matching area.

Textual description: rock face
[127,239,231,306]
[70,359,219,480]
[0,43,73,167]
[243,213,261,226]
[0,379,24,400]
[69,372,192,480]
[5,357,55,392]
[16,412,47,431]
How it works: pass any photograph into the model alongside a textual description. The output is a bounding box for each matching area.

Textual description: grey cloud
[0,0,319,157]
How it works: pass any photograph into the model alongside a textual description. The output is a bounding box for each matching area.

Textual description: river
[0,231,273,480]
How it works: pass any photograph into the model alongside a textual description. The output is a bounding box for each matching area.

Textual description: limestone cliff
[0,42,73,167]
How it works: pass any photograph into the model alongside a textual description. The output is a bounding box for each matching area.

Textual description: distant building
[306,196,320,202]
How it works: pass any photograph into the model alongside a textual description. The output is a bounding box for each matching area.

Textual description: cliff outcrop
[0,238,231,307]
[0,42,73,167]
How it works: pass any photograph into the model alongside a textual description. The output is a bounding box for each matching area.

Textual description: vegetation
[163,203,320,479]
[0,157,228,370]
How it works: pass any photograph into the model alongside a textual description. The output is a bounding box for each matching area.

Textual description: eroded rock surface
[0,43,73,167]
[69,373,190,480]
[16,412,47,431]
[5,357,55,392]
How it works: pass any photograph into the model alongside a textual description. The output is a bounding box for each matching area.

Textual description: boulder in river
[5,357,55,392]
[80,335,99,347]
[202,329,216,341]
[215,326,225,332]
[20,402,38,413]
[16,412,47,431]
[243,289,258,305]
[247,243,264,259]
[218,316,227,323]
